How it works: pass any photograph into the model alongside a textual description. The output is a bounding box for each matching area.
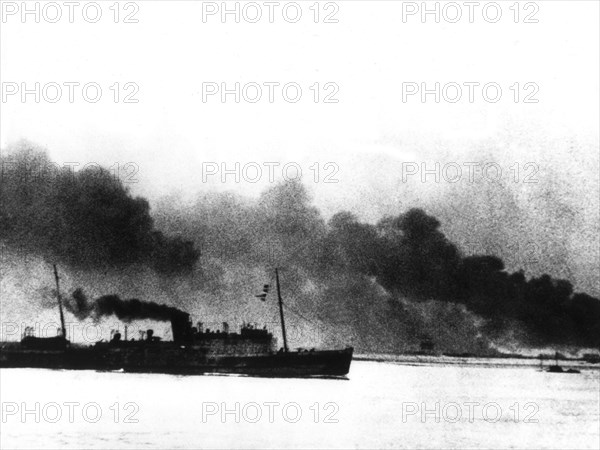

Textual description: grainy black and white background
[0,1,599,449]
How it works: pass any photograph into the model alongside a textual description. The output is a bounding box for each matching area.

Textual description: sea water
[1,360,598,449]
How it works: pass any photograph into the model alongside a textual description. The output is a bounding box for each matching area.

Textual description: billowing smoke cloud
[0,142,199,274]
[2,143,599,353]
[68,288,188,323]
[155,181,600,350]
[319,209,600,348]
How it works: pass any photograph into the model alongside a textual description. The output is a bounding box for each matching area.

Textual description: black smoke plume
[68,288,188,323]
[3,143,598,352]
[156,182,600,350]
[0,142,199,274]
[319,209,600,347]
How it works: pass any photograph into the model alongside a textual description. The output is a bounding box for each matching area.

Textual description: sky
[1,0,599,295]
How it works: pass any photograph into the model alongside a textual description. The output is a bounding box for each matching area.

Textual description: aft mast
[275,268,289,353]
[53,264,67,339]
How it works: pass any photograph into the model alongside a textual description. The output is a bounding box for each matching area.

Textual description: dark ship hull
[0,344,97,370]
[0,344,353,378]
[103,347,354,377]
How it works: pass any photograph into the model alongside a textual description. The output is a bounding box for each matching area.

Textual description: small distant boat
[546,352,580,374]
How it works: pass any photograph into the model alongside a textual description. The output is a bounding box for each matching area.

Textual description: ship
[0,266,353,378]
[545,352,580,374]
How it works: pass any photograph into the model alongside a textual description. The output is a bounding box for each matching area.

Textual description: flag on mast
[255,284,270,301]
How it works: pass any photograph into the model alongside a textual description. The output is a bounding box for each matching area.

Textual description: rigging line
[282,302,317,326]
[264,271,316,326]
[281,302,344,345]
[264,269,343,345]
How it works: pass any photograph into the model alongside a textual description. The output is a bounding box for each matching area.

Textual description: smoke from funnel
[68,288,189,324]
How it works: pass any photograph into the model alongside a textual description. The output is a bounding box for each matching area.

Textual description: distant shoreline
[354,353,600,370]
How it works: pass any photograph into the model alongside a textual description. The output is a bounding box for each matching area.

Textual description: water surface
[1,360,598,449]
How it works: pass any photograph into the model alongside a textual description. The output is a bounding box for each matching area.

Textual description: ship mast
[275,268,289,353]
[53,264,67,338]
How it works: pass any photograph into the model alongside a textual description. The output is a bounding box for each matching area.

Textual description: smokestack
[171,312,192,342]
